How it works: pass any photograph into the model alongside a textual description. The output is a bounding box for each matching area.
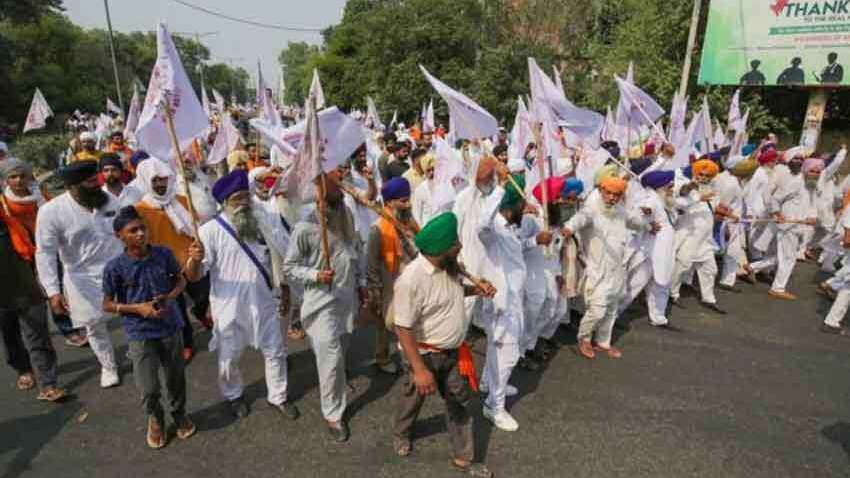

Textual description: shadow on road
[822,421,850,463]
[0,401,82,478]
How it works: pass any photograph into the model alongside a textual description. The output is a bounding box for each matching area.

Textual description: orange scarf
[378,208,403,275]
[0,198,36,262]
[418,341,479,392]
[4,196,38,235]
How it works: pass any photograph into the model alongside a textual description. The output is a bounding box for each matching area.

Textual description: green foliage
[0,0,62,23]
[10,133,70,173]
[279,41,322,107]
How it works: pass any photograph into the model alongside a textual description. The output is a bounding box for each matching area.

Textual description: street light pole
[679,0,703,97]
[103,0,124,112]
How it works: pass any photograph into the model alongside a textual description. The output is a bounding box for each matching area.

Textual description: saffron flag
[135,23,208,162]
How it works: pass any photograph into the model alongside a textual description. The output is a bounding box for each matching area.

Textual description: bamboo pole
[161,99,200,238]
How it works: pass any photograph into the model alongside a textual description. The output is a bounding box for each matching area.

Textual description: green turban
[499,174,525,210]
[415,212,459,256]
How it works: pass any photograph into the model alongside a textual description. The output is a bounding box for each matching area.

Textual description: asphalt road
[1,263,849,478]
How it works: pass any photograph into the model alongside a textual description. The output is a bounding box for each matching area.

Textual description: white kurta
[35,192,124,327]
[412,179,436,226]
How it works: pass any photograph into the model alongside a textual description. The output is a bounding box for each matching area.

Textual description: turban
[58,160,98,186]
[561,178,584,199]
[0,158,32,179]
[227,150,250,170]
[630,157,653,176]
[641,170,675,190]
[731,159,758,178]
[414,212,459,256]
[500,174,526,210]
[599,176,627,194]
[381,177,411,202]
[112,206,141,233]
[595,164,618,186]
[681,165,693,179]
[79,132,96,142]
[802,157,825,175]
[533,176,565,205]
[644,143,656,157]
[742,144,757,157]
[476,156,498,183]
[130,150,150,169]
[99,153,123,170]
[758,149,779,165]
[0,141,7,153]
[386,160,409,179]
[492,144,508,157]
[212,170,250,203]
[420,154,436,172]
[507,157,526,173]
[692,159,720,178]
[600,141,620,159]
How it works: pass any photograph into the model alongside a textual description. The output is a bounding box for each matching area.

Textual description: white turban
[507,157,526,173]
[0,141,7,153]
[136,158,195,237]
[79,132,96,142]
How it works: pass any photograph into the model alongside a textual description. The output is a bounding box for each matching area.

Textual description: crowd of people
[1,110,849,477]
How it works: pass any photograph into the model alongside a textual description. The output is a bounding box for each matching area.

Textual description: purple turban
[212,170,249,203]
[641,170,675,190]
[381,177,411,202]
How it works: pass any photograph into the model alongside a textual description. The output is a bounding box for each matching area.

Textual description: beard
[75,184,109,209]
[601,203,617,217]
[440,254,461,276]
[326,201,356,243]
[394,207,413,222]
[104,175,121,187]
[477,182,495,197]
[805,178,818,189]
[227,206,260,243]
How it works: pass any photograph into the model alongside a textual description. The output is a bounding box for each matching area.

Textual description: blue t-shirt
[102,246,184,341]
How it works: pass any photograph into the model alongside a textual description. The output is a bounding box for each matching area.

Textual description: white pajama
[219,325,289,405]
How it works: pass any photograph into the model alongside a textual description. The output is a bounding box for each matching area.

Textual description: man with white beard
[184,170,299,422]
[35,161,123,388]
[669,159,728,314]
[411,154,438,226]
[748,154,811,300]
[561,176,650,359]
[798,148,846,262]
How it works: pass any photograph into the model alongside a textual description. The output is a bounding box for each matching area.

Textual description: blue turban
[130,150,150,169]
[212,170,249,203]
[742,144,757,157]
[641,170,675,190]
[561,178,584,198]
[113,206,141,232]
[630,157,653,176]
[381,177,411,202]
[600,141,621,160]
[681,165,693,179]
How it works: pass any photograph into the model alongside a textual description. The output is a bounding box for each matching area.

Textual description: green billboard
[699,0,850,86]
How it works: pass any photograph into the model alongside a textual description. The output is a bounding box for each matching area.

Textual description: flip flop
[16,373,35,391]
[36,387,67,402]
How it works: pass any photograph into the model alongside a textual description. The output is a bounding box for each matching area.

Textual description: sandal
[593,345,623,359]
[36,387,67,402]
[147,416,166,449]
[175,416,197,440]
[451,460,493,477]
[287,327,306,341]
[16,373,35,391]
[394,437,412,457]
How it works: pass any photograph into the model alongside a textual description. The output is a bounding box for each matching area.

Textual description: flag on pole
[365,96,382,130]
[282,94,322,202]
[508,96,532,160]
[135,23,208,162]
[552,65,565,94]
[625,61,635,84]
[278,67,286,105]
[614,75,665,131]
[23,88,53,133]
[106,97,123,116]
[200,78,211,119]
[256,60,279,127]
[390,110,398,128]
[528,58,603,144]
[309,69,326,110]
[423,100,435,132]
[701,96,714,152]
[668,91,689,147]
[727,89,743,131]
[714,119,728,149]
[124,83,142,139]
[207,113,242,164]
[420,65,498,140]
[212,88,226,113]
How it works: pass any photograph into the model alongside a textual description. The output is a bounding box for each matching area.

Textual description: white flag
[714,119,728,149]
[284,95,322,202]
[106,97,123,116]
[420,65,498,140]
[390,110,398,128]
[625,61,635,84]
[727,89,743,132]
[135,23,209,162]
[668,91,689,147]
[212,88,226,113]
[23,88,53,133]
[256,60,280,127]
[731,108,750,156]
[528,58,603,143]
[200,80,211,119]
[207,113,242,165]
[124,83,142,139]
[309,69,326,110]
[552,65,565,94]
[508,96,532,160]
[423,99,436,132]
[614,75,665,130]
[365,96,382,130]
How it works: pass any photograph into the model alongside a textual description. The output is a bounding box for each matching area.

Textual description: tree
[278,41,322,106]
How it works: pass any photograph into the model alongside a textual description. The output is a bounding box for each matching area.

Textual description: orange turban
[599,176,627,194]
[476,156,497,183]
[692,159,719,178]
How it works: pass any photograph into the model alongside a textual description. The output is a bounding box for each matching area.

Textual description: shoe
[700,301,727,315]
[820,324,850,337]
[768,290,796,301]
[506,385,518,397]
[717,284,742,293]
[670,298,687,309]
[651,323,681,332]
[741,265,757,284]
[376,361,399,375]
[482,406,519,432]
[450,461,493,477]
[327,421,350,443]
[182,347,194,362]
[146,416,166,449]
[593,344,623,359]
[268,400,300,420]
[517,356,540,371]
[175,415,196,440]
[229,397,250,419]
[64,333,89,348]
[578,340,595,359]
[100,368,120,388]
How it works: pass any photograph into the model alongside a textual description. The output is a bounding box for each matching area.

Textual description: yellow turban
[227,150,250,171]
[692,159,719,178]
[420,153,436,172]
[594,164,618,186]
[599,176,627,194]
[731,159,758,178]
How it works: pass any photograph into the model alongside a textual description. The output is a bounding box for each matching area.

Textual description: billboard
[699,0,850,86]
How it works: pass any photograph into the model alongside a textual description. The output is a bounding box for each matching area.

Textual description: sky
[62,0,346,81]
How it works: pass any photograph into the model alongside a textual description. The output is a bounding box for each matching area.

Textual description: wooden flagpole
[308,94,332,272]
[161,98,200,238]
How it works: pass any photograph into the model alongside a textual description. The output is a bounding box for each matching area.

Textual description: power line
[169,0,325,33]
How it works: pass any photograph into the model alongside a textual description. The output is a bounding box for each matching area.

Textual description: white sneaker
[482,406,519,432]
[480,384,517,396]
[100,368,120,388]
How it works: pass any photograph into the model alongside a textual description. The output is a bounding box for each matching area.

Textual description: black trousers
[0,304,58,388]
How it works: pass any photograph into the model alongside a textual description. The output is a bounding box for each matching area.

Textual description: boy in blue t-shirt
[102,206,196,449]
